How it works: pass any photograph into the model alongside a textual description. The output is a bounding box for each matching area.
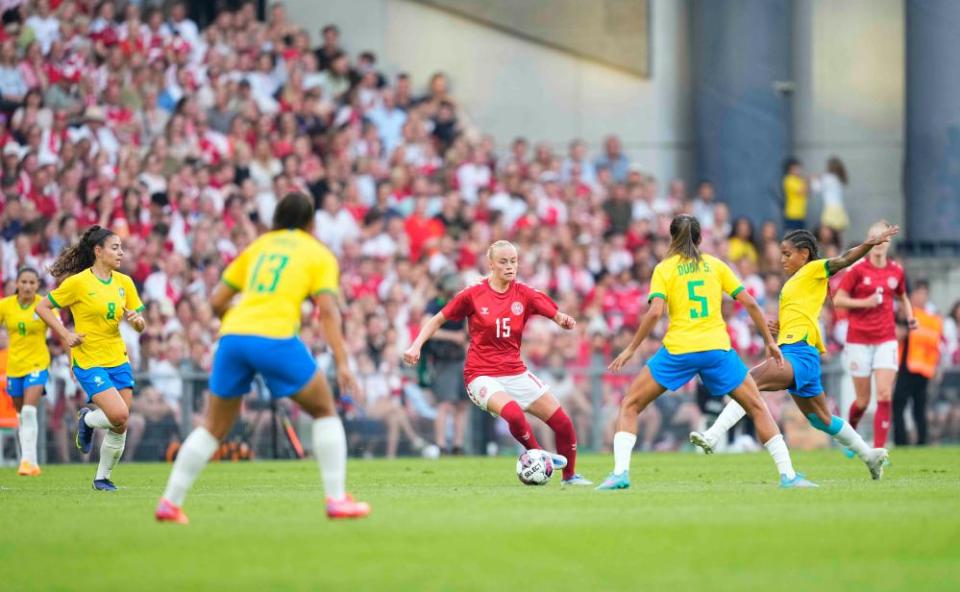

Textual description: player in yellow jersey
[156,193,369,524]
[597,215,814,490]
[0,268,51,476]
[36,226,146,491]
[690,225,899,480]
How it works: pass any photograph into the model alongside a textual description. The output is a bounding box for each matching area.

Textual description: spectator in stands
[781,156,808,231]
[728,217,758,264]
[128,385,181,462]
[595,134,630,183]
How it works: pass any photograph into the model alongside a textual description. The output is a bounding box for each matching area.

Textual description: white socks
[84,408,114,429]
[312,416,347,501]
[162,427,219,506]
[95,431,126,480]
[612,431,637,475]
[703,400,747,444]
[834,420,872,460]
[763,434,796,479]
[19,405,38,465]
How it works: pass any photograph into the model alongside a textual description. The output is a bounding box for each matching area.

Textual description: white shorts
[845,341,899,377]
[466,372,550,412]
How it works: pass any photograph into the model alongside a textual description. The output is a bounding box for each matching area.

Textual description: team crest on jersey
[479,307,489,315]
[118,287,125,298]
[511,302,524,316]
[887,277,898,290]
[864,277,872,286]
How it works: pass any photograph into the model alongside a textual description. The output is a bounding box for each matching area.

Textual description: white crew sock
[612,431,637,475]
[312,416,347,501]
[95,431,126,480]
[84,408,114,429]
[834,420,872,461]
[703,399,747,444]
[18,405,38,465]
[763,434,796,479]
[162,427,219,506]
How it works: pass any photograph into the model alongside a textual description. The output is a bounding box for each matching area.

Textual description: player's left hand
[608,347,635,373]
[556,312,576,330]
[125,309,146,332]
[767,342,785,368]
[907,316,918,331]
[865,224,899,246]
[337,367,360,396]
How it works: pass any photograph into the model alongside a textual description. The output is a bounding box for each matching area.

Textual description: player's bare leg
[82,387,132,491]
[528,393,589,485]
[728,375,815,487]
[597,368,666,490]
[692,357,795,453]
[849,375,872,430]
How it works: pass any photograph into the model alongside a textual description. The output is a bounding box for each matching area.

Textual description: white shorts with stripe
[466,372,550,411]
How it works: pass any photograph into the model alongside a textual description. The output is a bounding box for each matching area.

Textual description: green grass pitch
[1,448,958,591]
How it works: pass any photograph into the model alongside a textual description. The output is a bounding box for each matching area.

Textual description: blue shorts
[7,369,48,397]
[782,342,824,398]
[74,363,135,402]
[647,347,748,396]
[210,335,317,399]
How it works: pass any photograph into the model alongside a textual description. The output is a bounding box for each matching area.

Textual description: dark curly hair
[783,229,819,263]
[48,225,116,280]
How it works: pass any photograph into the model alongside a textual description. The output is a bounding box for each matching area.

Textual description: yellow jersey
[0,294,50,376]
[220,229,339,338]
[778,259,831,353]
[783,174,808,221]
[47,269,144,369]
[649,254,744,354]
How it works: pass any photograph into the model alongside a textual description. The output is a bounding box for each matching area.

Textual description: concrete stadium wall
[286,0,695,185]
[792,0,906,242]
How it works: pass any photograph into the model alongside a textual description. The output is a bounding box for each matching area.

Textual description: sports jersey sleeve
[47,275,78,309]
[221,247,250,291]
[838,264,860,293]
[648,264,667,302]
[311,247,340,296]
[123,275,145,313]
[441,288,474,322]
[527,286,559,318]
[717,260,745,297]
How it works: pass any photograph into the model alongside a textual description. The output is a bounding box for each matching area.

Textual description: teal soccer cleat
[779,473,818,489]
[595,471,630,491]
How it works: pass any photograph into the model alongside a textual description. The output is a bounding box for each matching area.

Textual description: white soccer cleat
[689,431,717,454]
[866,448,889,480]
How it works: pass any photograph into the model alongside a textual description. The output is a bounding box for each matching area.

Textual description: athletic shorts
[210,334,317,399]
[466,372,549,412]
[782,342,824,398]
[7,369,48,397]
[647,347,747,396]
[845,340,898,377]
[74,363,135,402]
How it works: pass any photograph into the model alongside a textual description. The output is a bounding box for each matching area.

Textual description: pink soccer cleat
[155,498,190,525]
[326,494,371,519]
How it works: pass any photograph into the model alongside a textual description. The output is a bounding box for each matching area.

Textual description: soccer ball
[516,449,554,486]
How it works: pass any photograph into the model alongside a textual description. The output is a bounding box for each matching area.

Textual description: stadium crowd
[1,0,958,462]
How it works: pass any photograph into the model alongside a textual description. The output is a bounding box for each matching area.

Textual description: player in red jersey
[404,241,591,485]
[834,221,916,448]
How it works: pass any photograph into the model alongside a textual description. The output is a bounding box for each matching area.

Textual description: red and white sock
[546,408,577,480]
[848,401,867,429]
[874,400,892,447]
[499,401,541,450]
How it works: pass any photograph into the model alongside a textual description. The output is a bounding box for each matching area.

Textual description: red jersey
[441,279,559,384]
[839,259,906,344]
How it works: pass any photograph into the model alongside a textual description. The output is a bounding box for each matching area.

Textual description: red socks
[874,401,891,447]
[848,401,867,429]
[500,401,540,450]
[546,408,577,480]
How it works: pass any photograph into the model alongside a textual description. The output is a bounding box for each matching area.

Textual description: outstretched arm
[735,290,783,367]
[608,298,665,372]
[552,311,576,330]
[826,224,900,276]
[403,312,448,365]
